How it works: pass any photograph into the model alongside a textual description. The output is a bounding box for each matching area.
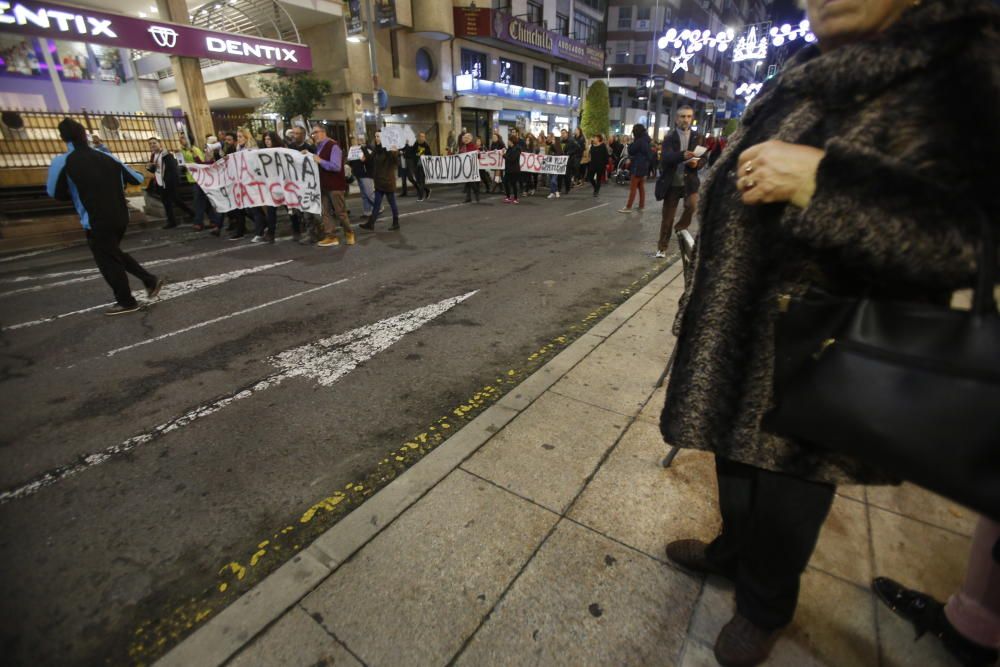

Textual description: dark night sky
[769,0,808,24]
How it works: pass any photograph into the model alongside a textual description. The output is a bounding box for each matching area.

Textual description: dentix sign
[0,0,312,71]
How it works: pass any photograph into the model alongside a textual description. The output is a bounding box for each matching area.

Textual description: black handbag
[654,175,668,201]
[763,213,1000,520]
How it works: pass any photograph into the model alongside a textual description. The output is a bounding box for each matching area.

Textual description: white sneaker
[547,193,556,199]
[250,235,265,243]
[618,207,632,214]
[655,250,667,258]
[555,192,561,198]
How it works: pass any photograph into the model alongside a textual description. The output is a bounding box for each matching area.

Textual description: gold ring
[747,179,756,189]
[744,162,754,174]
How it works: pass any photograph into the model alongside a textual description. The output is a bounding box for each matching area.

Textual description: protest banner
[378,125,415,151]
[421,151,481,183]
[187,148,322,214]
[520,153,569,174]
[347,145,363,161]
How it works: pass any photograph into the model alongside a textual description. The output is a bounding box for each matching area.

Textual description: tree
[257,72,333,121]
[580,80,610,140]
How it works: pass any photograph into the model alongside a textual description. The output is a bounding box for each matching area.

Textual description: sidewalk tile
[569,420,721,559]
[497,334,604,412]
[462,392,629,514]
[810,495,872,587]
[636,385,667,426]
[602,307,675,364]
[301,470,558,667]
[455,520,700,667]
[678,640,719,667]
[869,506,970,601]
[876,598,960,667]
[550,342,667,417]
[867,483,977,537]
[226,606,360,667]
[690,570,878,666]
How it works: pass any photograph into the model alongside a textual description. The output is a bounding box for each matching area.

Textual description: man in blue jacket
[47,118,164,315]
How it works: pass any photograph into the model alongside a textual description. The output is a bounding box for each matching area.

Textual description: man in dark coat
[661,1,999,664]
[656,105,705,258]
[47,119,164,315]
[146,136,193,229]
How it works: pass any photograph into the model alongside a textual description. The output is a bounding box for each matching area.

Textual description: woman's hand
[736,140,824,209]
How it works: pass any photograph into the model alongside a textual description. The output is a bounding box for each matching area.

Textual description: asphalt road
[0,182,679,666]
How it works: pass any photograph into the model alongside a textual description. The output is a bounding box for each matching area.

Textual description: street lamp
[606,66,612,84]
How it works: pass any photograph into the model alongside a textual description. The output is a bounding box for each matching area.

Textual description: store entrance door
[460,109,491,146]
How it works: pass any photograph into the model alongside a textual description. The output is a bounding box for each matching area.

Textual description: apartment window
[556,73,571,95]
[493,0,511,13]
[617,6,631,29]
[636,7,651,20]
[574,12,601,46]
[578,0,606,9]
[460,48,488,79]
[634,52,647,65]
[499,58,524,86]
[556,13,569,36]
[615,49,628,64]
[532,66,548,91]
[390,30,400,78]
[527,0,543,25]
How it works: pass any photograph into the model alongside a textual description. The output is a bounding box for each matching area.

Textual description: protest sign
[347,145,363,161]
[421,151,481,183]
[520,153,569,174]
[187,148,322,214]
[378,125,415,151]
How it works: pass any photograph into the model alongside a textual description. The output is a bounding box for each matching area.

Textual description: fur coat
[661,0,1000,485]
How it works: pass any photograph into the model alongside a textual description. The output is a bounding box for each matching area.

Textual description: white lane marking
[0,291,478,504]
[564,202,610,217]
[0,245,74,263]
[398,202,466,219]
[2,261,294,332]
[0,241,284,286]
[104,278,350,357]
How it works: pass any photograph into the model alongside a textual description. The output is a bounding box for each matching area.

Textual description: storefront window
[460,49,487,80]
[0,35,44,78]
[498,58,523,86]
[53,40,92,80]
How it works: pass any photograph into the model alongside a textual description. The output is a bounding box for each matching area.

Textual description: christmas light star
[671,49,695,73]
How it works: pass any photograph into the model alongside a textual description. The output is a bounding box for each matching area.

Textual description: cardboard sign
[378,125,415,151]
[187,148,322,214]
[347,146,363,161]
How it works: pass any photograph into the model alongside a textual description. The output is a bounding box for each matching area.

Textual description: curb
[156,258,686,667]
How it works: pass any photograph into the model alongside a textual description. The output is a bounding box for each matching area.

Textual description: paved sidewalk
[159,261,976,667]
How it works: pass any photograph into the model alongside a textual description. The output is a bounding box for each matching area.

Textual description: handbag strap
[973,208,998,316]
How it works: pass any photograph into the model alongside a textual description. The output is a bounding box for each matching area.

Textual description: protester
[586,134,609,198]
[661,1,1000,665]
[502,134,522,204]
[561,129,579,192]
[359,131,400,231]
[179,132,222,234]
[90,133,111,154]
[146,136,193,230]
[227,127,264,240]
[47,118,163,316]
[285,125,315,242]
[309,123,355,247]
[545,135,563,199]
[445,129,457,155]
[475,136,491,192]
[522,133,539,196]
[347,135,376,221]
[399,140,419,199]
[460,132,480,204]
[412,132,433,201]
[610,134,624,166]
[873,516,999,667]
[489,131,505,193]
[618,124,652,213]
[251,131,284,244]
[656,105,704,258]
[572,127,588,184]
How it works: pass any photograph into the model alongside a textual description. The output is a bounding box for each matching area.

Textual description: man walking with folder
[656,105,705,258]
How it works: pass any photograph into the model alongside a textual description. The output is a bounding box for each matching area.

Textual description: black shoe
[228,233,245,241]
[359,220,375,231]
[388,220,400,231]
[873,577,999,667]
[425,188,431,200]
[162,222,178,230]
[105,303,141,316]
[210,228,221,237]
[665,539,734,580]
[464,197,472,203]
[146,277,166,299]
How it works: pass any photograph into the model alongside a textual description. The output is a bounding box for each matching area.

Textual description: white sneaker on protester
[251,235,265,242]
[618,207,632,213]
[555,192,561,198]
[547,193,556,199]
[655,250,667,258]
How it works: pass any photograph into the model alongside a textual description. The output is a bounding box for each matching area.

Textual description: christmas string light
[770,20,816,47]
[732,25,768,63]
[735,81,763,105]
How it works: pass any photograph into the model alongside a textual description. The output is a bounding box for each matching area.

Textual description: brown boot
[665,539,731,579]
[714,613,781,667]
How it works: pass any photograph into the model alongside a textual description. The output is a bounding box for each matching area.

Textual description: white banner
[347,146,363,161]
[379,125,415,151]
[187,148,322,214]
[420,150,569,183]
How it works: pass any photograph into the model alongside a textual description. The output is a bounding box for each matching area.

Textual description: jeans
[549,174,559,194]
[192,185,222,229]
[254,206,278,237]
[358,177,376,215]
[86,222,157,307]
[502,172,520,200]
[370,190,399,222]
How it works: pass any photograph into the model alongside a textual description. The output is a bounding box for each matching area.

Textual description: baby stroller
[611,156,631,185]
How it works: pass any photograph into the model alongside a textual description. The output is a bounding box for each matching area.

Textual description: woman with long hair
[545,135,563,199]
[522,133,538,196]
[461,133,480,203]
[229,127,264,239]
[618,123,652,213]
[488,130,505,193]
[250,131,284,243]
[586,133,609,197]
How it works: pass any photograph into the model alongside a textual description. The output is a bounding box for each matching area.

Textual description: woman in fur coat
[660,1,999,664]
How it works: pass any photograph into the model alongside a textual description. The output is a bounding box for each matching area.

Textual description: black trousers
[86,223,157,308]
[502,172,520,199]
[587,168,603,195]
[160,185,193,226]
[705,457,835,629]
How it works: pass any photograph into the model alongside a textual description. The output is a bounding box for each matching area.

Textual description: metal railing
[0,109,191,169]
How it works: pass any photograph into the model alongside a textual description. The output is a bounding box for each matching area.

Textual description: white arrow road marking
[0,241,294,297]
[104,278,350,357]
[0,291,478,504]
[2,261,294,332]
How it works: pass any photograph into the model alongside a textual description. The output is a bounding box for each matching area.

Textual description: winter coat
[370,146,398,193]
[659,129,705,196]
[587,143,609,177]
[661,0,1000,486]
[626,132,653,177]
[504,145,521,173]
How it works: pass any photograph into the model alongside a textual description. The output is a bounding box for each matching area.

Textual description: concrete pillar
[157,0,213,143]
[435,101,454,155]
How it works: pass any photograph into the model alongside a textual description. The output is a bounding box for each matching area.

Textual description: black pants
[587,168,603,195]
[705,457,835,629]
[463,180,480,202]
[502,172,520,199]
[87,223,157,308]
[560,174,571,194]
[161,186,193,226]
[254,206,278,237]
[401,167,424,198]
